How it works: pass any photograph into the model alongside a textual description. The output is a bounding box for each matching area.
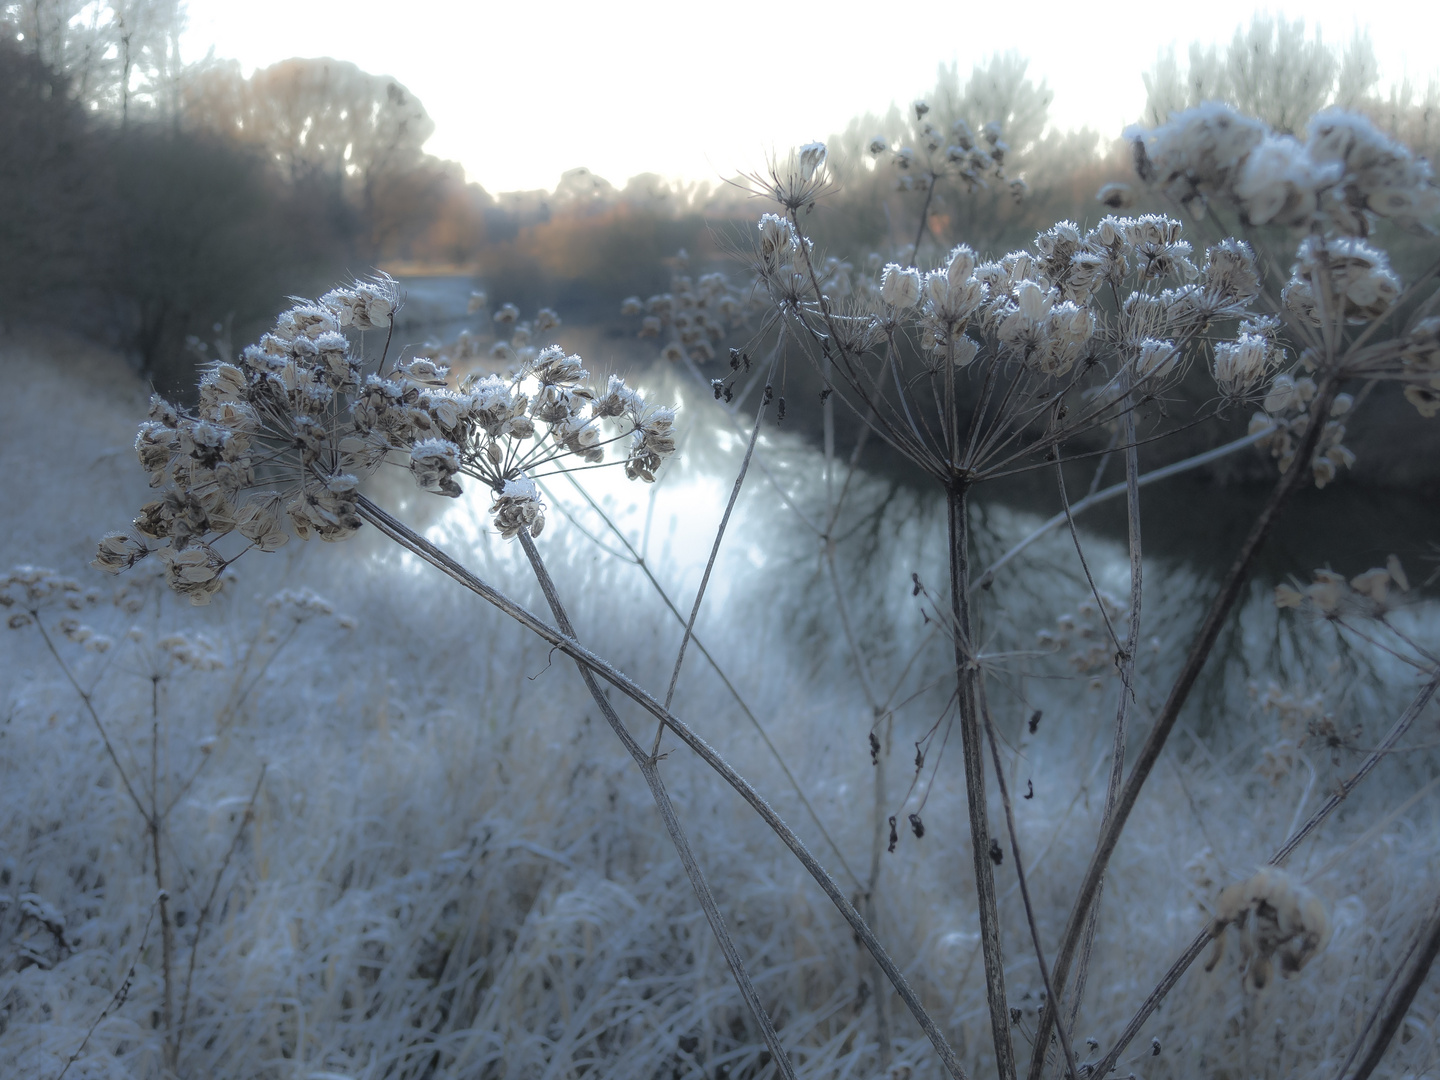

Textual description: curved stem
[358,498,967,1080]
[517,530,796,1079]
[355,495,968,1080]
[360,492,973,1080]
[976,674,1080,1080]
[1086,613,1440,1079]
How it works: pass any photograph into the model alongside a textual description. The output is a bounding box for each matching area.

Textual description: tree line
[2,5,1436,399]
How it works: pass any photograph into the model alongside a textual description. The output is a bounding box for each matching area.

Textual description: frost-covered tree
[2,0,186,120]
[1143,15,1379,134]
[180,57,433,195]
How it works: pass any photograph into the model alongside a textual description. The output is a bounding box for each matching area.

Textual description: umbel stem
[947,481,1017,1080]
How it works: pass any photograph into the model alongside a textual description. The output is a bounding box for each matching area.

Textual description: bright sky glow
[181,2,1439,195]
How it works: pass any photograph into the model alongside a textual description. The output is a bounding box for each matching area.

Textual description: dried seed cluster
[1274,555,1411,617]
[759,206,1266,395]
[871,103,1021,200]
[96,276,677,603]
[1130,104,1440,233]
[1205,868,1332,990]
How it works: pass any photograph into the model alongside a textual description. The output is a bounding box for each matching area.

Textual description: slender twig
[866,712,893,1071]
[354,495,968,1080]
[547,472,862,888]
[175,765,267,1052]
[1345,896,1440,1080]
[34,617,148,818]
[1053,458,1122,655]
[517,529,797,1079]
[911,177,937,266]
[1066,375,1144,1038]
[975,675,1081,1080]
[971,425,1276,593]
[148,693,176,1072]
[1332,891,1440,1080]
[55,899,160,1080]
[652,384,769,756]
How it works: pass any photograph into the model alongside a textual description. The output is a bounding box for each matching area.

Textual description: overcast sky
[180,2,1437,195]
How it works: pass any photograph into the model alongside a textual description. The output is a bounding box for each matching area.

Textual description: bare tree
[1143,15,1380,132]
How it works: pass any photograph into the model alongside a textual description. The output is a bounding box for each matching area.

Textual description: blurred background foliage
[2,1,1438,426]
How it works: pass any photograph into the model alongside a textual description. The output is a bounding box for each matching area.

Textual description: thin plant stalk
[970,426,1276,594]
[549,470,862,889]
[866,711,893,1069]
[975,675,1081,1080]
[947,480,1017,1080]
[146,675,177,1073]
[652,385,769,754]
[175,765,266,1051]
[1339,892,1440,1080]
[55,900,160,1080]
[1064,376,1144,1040]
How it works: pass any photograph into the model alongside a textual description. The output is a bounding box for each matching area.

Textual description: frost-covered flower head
[880,264,922,309]
[1129,104,1440,236]
[1282,236,1401,325]
[1129,103,1267,214]
[746,168,1267,485]
[1,566,94,629]
[98,280,679,601]
[798,141,828,181]
[621,263,749,369]
[1212,333,1277,400]
[1306,110,1440,232]
[1204,867,1331,990]
[757,213,798,271]
[742,146,833,211]
[1232,135,1340,228]
[1249,372,1356,488]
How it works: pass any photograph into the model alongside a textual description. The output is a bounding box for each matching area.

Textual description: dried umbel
[749,199,1271,482]
[1212,333,1277,400]
[98,278,678,602]
[1,566,95,629]
[622,256,750,367]
[1129,103,1440,235]
[1274,556,1411,617]
[871,110,1014,197]
[1250,377,1356,488]
[1282,236,1401,325]
[1204,868,1331,990]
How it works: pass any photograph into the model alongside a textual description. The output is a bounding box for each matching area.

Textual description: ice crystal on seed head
[493,478,545,540]
[798,142,827,181]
